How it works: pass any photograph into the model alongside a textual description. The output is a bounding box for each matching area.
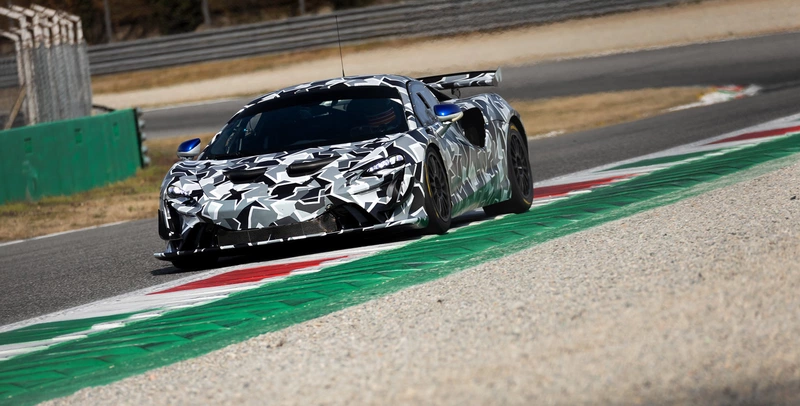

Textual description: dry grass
[513,87,709,137]
[91,38,428,95]
[0,87,708,241]
[0,133,214,242]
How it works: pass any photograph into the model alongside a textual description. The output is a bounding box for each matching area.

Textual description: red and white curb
[670,84,761,112]
[533,112,800,206]
[2,112,800,361]
[0,245,394,361]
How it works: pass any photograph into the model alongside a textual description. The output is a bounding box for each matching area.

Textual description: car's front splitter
[154,217,423,260]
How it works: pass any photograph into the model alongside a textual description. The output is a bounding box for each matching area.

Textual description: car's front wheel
[423,148,452,234]
[484,124,533,216]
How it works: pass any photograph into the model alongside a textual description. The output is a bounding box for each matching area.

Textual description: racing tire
[483,124,533,216]
[170,254,218,271]
[423,148,452,234]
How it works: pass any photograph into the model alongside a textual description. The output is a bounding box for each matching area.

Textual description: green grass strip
[604,149,715,171]
[2,133,799,405]
[0,313,139,347]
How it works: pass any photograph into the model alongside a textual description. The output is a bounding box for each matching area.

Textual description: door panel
[407,81,498,214]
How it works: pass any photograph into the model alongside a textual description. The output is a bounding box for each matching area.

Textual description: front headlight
[364,154,405,175]
[167,185,192,199]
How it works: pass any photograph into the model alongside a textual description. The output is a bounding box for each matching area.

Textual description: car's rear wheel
[423,148,452,234]
[170,254,217,271]
[484,124,533,216]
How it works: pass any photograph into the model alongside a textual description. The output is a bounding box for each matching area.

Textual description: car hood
[161,134,413,230]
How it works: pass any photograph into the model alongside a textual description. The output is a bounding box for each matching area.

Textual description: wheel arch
[508,115,528,151]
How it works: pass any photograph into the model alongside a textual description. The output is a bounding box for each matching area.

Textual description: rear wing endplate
[417,69,502,90]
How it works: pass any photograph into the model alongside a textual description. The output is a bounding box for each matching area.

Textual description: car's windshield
[204,87,408,159]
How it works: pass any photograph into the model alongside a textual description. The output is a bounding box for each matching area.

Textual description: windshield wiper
[208,151,255,160]
[208,153,240,160]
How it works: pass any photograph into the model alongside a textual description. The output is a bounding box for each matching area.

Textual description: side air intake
[286,156,338,177]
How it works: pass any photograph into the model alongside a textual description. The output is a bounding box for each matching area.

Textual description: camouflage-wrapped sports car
[156,70,533,268]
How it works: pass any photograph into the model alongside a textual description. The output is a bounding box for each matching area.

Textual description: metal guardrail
[88,0,683,76]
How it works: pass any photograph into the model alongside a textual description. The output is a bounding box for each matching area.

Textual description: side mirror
[177,138,201,161]
[434,104,464,124]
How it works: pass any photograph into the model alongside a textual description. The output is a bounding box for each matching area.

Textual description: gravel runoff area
[94,0,800,109]
[47,155,800,404]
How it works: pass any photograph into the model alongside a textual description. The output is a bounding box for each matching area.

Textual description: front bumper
[154,216,421,260]
[156,157,427,260]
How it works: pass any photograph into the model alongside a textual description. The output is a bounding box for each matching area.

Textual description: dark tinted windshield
[204,87,408,159]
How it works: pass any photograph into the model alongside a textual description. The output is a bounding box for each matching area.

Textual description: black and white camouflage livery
[156,70,529,262]
[418,70,501,90]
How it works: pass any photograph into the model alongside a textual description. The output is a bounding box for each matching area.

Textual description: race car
[156,70,533,269]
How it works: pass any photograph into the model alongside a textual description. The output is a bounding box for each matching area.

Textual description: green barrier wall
[0,109,141,205]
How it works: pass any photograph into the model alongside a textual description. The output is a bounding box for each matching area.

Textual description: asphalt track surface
[145,31,800,139]
[2,32,800,326]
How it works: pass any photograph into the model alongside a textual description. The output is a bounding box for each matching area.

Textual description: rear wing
[417,69,502,90]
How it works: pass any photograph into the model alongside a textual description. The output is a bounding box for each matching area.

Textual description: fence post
[0,31,24,128]
[62,12,92,117]
[135,107,150,168]
[0,6,91,128]
[0,7,38,124]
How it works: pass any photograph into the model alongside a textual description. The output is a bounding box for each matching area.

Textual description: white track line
[0,221,133,248]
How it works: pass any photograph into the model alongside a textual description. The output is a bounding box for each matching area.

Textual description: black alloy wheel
[423,148,452,234]
[483,124,533,216]
[509,128,533,199]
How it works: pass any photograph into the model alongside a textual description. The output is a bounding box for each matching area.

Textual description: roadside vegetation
[0,87,707,241]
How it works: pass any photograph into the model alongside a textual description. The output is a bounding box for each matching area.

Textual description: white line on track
[0,220,133,249]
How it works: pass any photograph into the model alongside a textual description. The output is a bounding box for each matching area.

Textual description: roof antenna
[335,15,346,77]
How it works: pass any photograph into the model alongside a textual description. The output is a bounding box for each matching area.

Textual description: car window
[418,87,442,115]
[204,86,408,159]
